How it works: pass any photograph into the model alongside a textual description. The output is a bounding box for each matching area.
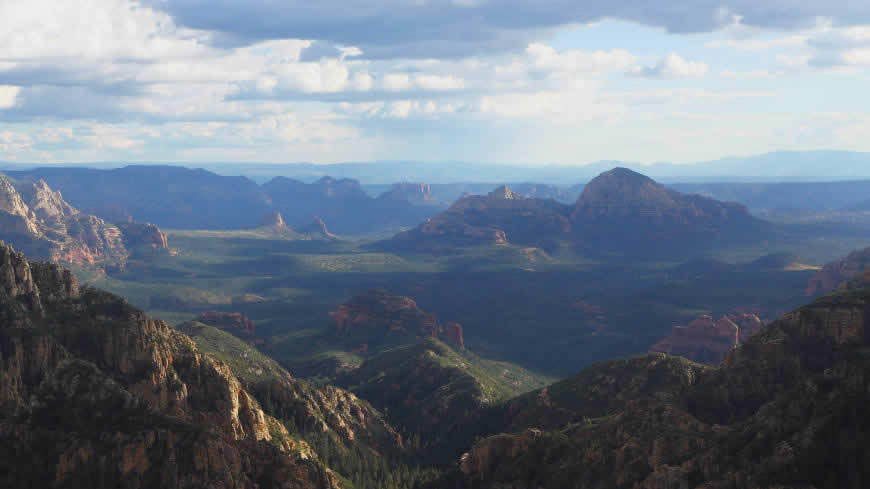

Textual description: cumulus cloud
[626,54,708,79]
[0,86,20,109]
[149,0,870,58]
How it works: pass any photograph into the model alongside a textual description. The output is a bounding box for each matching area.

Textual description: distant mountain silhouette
[383,168,771,257]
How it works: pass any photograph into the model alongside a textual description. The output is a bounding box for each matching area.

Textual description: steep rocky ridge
[458,286,870,489]
[0,243,344,489]
[178,321,402,452]
[0,176,169,267]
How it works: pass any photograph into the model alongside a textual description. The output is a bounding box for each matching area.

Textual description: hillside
[457,282,870,489]
[0,242,342,488]
[338,338,548,454]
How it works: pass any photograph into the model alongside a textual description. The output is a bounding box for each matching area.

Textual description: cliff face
[459,289,870,489]
[648,313,765,366]
[378,183,436,205]
[806,245,870,295]
[0,243,343,489]
[177,321,403,452]
[117,221,169,249]
[0,177,168,267]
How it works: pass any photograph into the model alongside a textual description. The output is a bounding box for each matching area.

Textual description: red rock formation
[117,221,169,249]
[196,311,256,337]
[806,246,870,295]
[257,210,290,232]
[378,183,436,205]
[330,289,465,348]
[730,312,764,342]
[444,322,465,349]
[299,216,339,240]
[649,312,765,366]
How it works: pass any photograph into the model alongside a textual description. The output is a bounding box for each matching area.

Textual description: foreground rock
[458,285,870,489]
[0,243,343,489]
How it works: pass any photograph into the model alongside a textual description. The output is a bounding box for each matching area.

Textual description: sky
[1,0,869,165]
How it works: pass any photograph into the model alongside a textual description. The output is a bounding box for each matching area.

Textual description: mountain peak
[578,167,673,206]
[258,210,288,230]
[488,185,523,201]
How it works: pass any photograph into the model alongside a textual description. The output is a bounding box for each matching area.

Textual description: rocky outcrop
[256,210,292,234]
[444,322,464,349]
[0,176,133,266]
[299,216,339,240]
[0,242,343,489]
[330,289,465,348]
[377,183,436,205]
[117,221,169,249]
[649,313,765,366]
[807,245,870,295]
[386,186,569,251]
[196,311,256,337]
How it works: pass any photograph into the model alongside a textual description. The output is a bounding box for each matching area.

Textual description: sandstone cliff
[648,313,765,366]
[0,243,343,489]
[0,177,168,267]
[377,182,437,205]
[117,221,170,249]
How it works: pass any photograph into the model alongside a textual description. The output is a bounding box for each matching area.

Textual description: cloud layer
[0,0,869,164]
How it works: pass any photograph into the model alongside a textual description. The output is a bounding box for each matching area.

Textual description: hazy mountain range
[4,150,870,184]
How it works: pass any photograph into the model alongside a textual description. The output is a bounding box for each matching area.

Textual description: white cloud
[626,53,708,79]
[0,86,20,109]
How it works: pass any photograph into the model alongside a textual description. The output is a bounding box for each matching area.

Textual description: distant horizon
[4,149,870,185]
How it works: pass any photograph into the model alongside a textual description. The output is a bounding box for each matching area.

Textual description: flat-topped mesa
[649,312,764,366]
[330,289,465,348]
[379,182,435,204]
